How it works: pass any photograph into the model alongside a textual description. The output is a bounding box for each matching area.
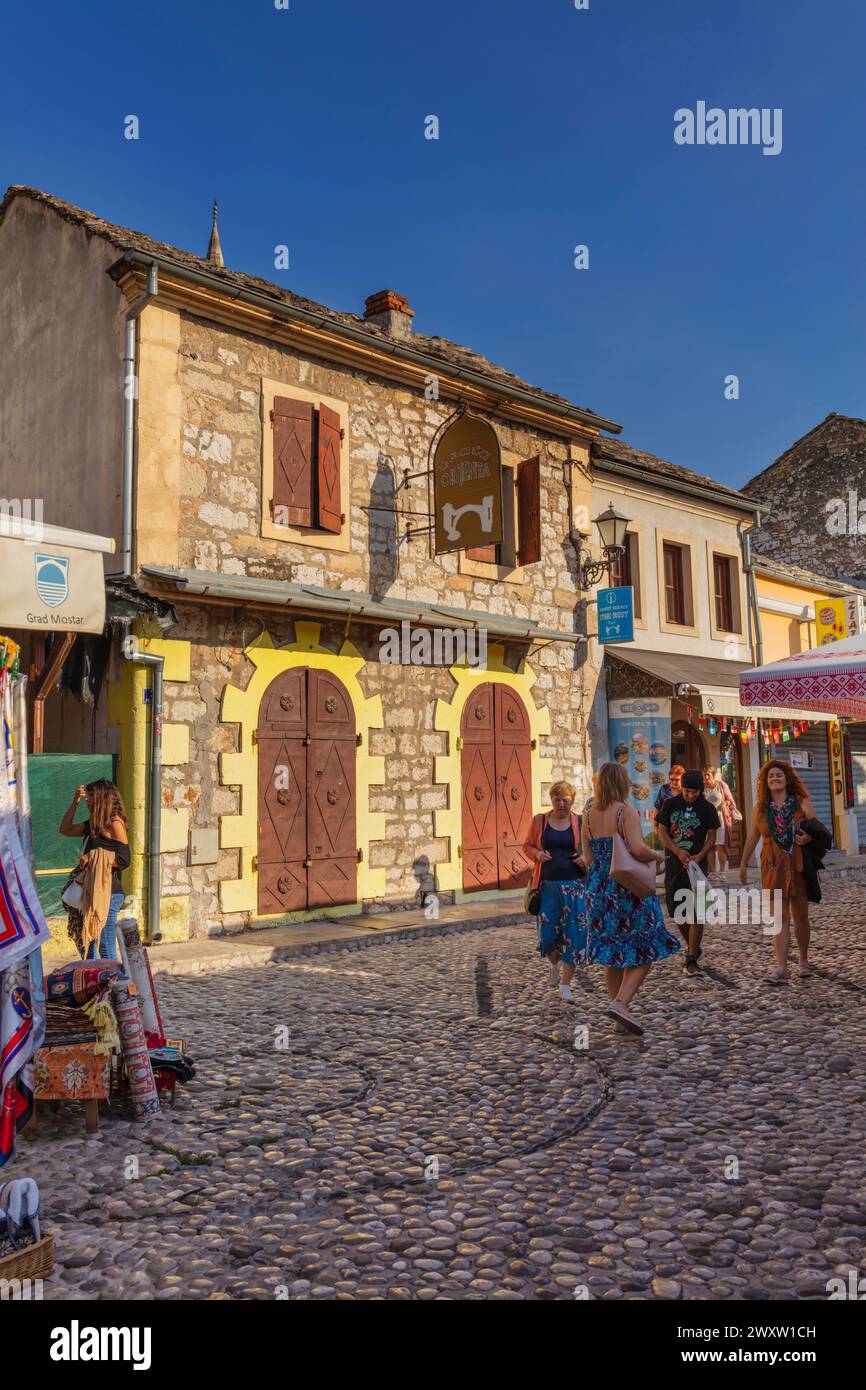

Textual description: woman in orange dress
[739,759,817,983]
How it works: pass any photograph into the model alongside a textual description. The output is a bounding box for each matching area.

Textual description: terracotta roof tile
[592,436,757,505]
[0,184,618,429]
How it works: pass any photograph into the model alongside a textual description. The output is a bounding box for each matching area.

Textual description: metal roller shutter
[779,725,833,842]
[847,721,866,851]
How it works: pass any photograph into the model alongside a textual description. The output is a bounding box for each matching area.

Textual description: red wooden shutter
[317,404,343,534]
[271,396,314,527]
[517,455,541,565]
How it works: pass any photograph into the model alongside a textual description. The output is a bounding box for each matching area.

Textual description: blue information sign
[597,585,635,643]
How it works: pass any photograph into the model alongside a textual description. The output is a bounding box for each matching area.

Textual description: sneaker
[547,960,560,986]
[559,983,575,1003]
[683,957,703,978]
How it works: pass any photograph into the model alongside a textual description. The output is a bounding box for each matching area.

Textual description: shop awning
[605,646,833,723]
[141,565,586,646]
[0,523,114,635]
[740,633,866,720]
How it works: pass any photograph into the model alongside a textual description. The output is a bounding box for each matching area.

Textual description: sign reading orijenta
[433,413,503,555]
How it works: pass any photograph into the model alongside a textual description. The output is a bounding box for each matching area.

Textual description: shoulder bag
[610,805,657,900]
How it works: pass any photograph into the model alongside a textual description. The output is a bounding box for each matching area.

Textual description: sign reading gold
[433,414,502,555]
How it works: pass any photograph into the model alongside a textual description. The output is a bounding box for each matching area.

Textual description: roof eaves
[592,448,758,512]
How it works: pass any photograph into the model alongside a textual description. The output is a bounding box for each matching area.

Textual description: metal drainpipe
[121,636,163,942]
[739,513,764,667]
[120,263,158,577]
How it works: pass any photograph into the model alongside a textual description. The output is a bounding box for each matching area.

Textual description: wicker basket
[0,1232,54,1283]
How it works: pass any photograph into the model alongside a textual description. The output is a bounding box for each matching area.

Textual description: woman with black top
[59,779,130,960]
[524,780,587,1002]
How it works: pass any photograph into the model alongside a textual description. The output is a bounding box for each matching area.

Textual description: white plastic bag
[686,860,726,923]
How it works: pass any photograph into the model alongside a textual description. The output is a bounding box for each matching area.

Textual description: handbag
[523,811,547,916]
[61,865,85,910]
[610,805,657,899]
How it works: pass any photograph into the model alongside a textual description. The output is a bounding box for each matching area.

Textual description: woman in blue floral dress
[582,762,679,1035]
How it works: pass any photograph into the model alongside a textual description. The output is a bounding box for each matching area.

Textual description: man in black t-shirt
[656,769,720,977]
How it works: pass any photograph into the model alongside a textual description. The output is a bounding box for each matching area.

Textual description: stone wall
[146,313,603,935]
[745,413,866,586]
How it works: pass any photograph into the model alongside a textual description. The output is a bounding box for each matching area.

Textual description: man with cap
[655,768,720,977]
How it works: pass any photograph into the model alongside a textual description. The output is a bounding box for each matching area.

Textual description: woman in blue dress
[582,762,679,1035]
[524,781,587,1002]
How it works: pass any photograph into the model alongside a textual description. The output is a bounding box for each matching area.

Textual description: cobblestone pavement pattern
[24,879,866,1300]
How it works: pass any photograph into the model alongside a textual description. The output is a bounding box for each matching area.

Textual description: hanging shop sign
[815,596,848,645]
[829,718,848,847]
[433,413,503,555]
[0,535,106,633]
[608,697,671,846]
[597,586,635,644]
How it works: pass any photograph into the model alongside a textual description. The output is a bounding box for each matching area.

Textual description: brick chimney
[363,289,414,340]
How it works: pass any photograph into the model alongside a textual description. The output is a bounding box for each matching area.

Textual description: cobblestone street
[27,878,866,1302]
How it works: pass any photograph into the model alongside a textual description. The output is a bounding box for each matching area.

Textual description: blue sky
[2,0,863,488]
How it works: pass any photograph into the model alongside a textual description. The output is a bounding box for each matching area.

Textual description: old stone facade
[0,187,627,940]
[745,413,866,586]
[145,314,604,936]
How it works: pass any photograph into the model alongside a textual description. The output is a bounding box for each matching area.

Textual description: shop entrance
[256,667,357,914]
[719,729,745,865]
[461,683,533,892]
[671,719,705,773]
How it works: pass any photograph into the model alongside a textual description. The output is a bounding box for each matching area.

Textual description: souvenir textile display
[0,657,48,1166]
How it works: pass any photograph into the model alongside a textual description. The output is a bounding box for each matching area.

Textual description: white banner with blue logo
[0,536,105,633]
[608,697,672,846]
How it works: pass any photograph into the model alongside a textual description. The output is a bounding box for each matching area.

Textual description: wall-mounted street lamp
[577,502,631,588]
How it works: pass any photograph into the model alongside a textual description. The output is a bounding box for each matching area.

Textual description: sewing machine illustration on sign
[442,496,495,542]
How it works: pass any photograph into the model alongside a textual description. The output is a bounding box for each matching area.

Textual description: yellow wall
[755,573,819,661]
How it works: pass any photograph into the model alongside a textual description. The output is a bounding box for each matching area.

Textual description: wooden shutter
[467,469,505,562]
[317,404,343,534]
[516,455,541,565]
[271,396,314,527]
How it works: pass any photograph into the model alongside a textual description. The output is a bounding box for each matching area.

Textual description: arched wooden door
[257,667,357,914]
[461,683,533,892]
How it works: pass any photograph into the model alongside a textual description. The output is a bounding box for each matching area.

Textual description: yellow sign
[828,719,849,850]
[433,413,502,555]
[815,596,847,645]
[0,536,106,633]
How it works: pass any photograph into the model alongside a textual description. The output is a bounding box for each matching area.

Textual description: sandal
[799,962,814,978]
[607,1000,644,1036]
[765,968,789,985]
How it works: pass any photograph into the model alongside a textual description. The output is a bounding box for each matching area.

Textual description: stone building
[0,186,628,940]
[744,413,866,586]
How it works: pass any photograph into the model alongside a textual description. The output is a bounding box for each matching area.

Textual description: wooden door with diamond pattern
[257,667,357,914]
[460,683,533,892]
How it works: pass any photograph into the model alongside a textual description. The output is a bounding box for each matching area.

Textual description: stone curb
[148,909,533,977]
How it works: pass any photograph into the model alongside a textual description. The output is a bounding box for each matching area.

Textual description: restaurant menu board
[608,697,672,846]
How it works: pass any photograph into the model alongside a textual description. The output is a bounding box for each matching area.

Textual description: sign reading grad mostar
[0,536,106,633]
[433,413,502,555]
